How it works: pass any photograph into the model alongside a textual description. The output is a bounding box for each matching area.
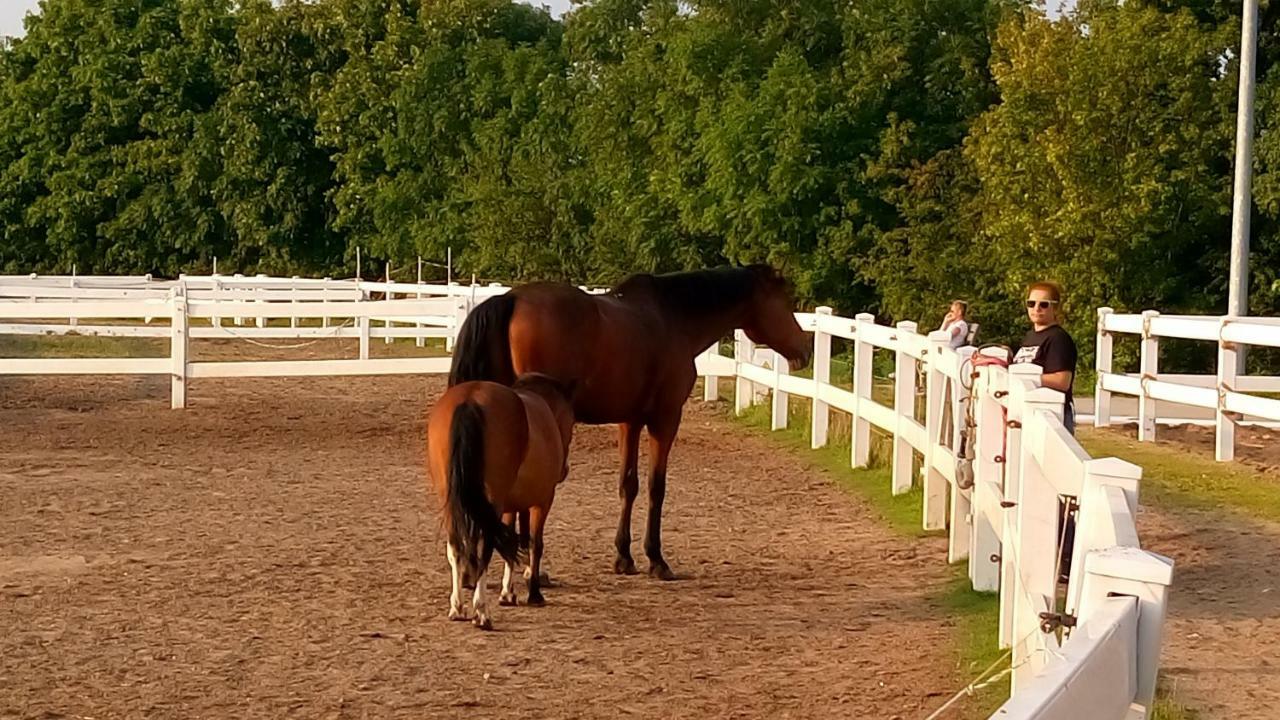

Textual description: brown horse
[448,264,811,580]
[426,372,576,630]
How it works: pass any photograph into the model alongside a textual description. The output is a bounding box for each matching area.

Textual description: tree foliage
[0,0,1275,371]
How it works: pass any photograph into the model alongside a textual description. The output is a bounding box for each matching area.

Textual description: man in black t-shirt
[1012,282,1078,434]
[1012,280,1079,585]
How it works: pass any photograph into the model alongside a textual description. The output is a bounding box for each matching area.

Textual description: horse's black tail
[446,402,521,576]
[449,294,517,386]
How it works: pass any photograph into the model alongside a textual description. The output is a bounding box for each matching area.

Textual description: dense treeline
[2,0,1279,369]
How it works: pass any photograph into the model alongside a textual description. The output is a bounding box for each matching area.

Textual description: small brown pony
[427,372,576,630]
[448,264,811,580]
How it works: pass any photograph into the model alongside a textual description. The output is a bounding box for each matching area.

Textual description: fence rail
[699,308,1173,719]
[1095,307,1280,461]
[1,274,1174,719]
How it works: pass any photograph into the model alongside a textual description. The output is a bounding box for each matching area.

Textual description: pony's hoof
[614,557,638,575]
[473,615,493,631]
[499,593,518,607]
[648,562,676,581]
[527,591,546,606]
[448,607,467,622]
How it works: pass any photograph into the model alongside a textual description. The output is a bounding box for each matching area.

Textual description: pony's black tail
[449,294,517,386]
[446,402,520,576]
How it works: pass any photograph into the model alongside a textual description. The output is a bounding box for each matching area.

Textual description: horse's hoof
[473,615,493,631]
[614,557,638,575]
[499,593,518,607]
[527,592,546,606]
[448,607,467,621]
[648,562,676,581]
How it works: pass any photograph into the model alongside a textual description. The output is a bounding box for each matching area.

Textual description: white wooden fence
[1,275,1173,718]
[697,309,1173,719]
[1094,308,1280,461]
[0,273,501,408]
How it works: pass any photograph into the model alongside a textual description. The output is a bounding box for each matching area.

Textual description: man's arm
[1041,370,1073,393]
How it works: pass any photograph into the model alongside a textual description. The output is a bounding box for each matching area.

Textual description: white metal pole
[1229,0,1259,371]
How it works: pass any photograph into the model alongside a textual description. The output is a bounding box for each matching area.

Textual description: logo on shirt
[1012,345,1038,364]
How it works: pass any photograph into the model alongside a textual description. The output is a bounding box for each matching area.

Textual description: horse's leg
[527,505,548,606]
[446,542,466,621]
[471,543,494,630]
[500,512,518,606]
[614,422,642,575]
[644,414,681,581]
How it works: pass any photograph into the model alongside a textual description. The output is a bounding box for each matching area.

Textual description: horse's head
[742,264,812,372]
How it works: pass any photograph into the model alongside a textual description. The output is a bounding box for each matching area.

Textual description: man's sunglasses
[1026,299,1059,310]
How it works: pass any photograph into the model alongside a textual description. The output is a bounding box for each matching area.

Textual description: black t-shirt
[1012,325,1078,407]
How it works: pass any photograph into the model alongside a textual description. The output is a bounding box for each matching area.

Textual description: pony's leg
[446,542,466,621]
[519,509,551,585]
[471,545,494,630]
[500,512,518,606]
[527,505,548,606]
[644,415,681,581]
[613,422,643,575]
[500,559,518,606]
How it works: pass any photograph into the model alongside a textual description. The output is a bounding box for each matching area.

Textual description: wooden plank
[188,358,451,378]
[992,597,1139,720]
[0,323,169,337]
[186,299,456,319]
[0,358,170,374]
[0,300,170,319]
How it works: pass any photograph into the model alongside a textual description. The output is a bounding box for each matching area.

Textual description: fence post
[970,360,1005,593]
[703,341,722,402]
[811,307,832,448]
[416,277,427,349]
[1094,307,1114,427]
[923,331,950,531]
[68,271,77,327]
[1079,546,1175,715]
[1000,363,1040,647]
[891,321,919,495]
[384,262,394,345]
[211,273,223,328]
[321,277,330,329]
[255,273,268,328]
[291,276,300,329]
[1065,457,1143,616]
[1011,386,1067,689]
[1139,310,1160,441]
[359,315,370,360]
[851,312,875,467]
[734,329,756,416]
[771,350,790,430]
[170,285,189,410]
[1216,317,1238,461]
[233,273,245,325]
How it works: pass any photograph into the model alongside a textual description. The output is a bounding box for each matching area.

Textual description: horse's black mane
[614,265,778,314]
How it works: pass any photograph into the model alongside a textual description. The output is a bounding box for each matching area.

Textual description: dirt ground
[0,345,969,719]
[1109,421,1280,475]
[1138,506,1280,719]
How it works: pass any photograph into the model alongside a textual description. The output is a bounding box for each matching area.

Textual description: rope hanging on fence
[213,318,355,349]
[921,616,1052,720]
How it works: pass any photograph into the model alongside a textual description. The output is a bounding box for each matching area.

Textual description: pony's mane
[613,264,783,315]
